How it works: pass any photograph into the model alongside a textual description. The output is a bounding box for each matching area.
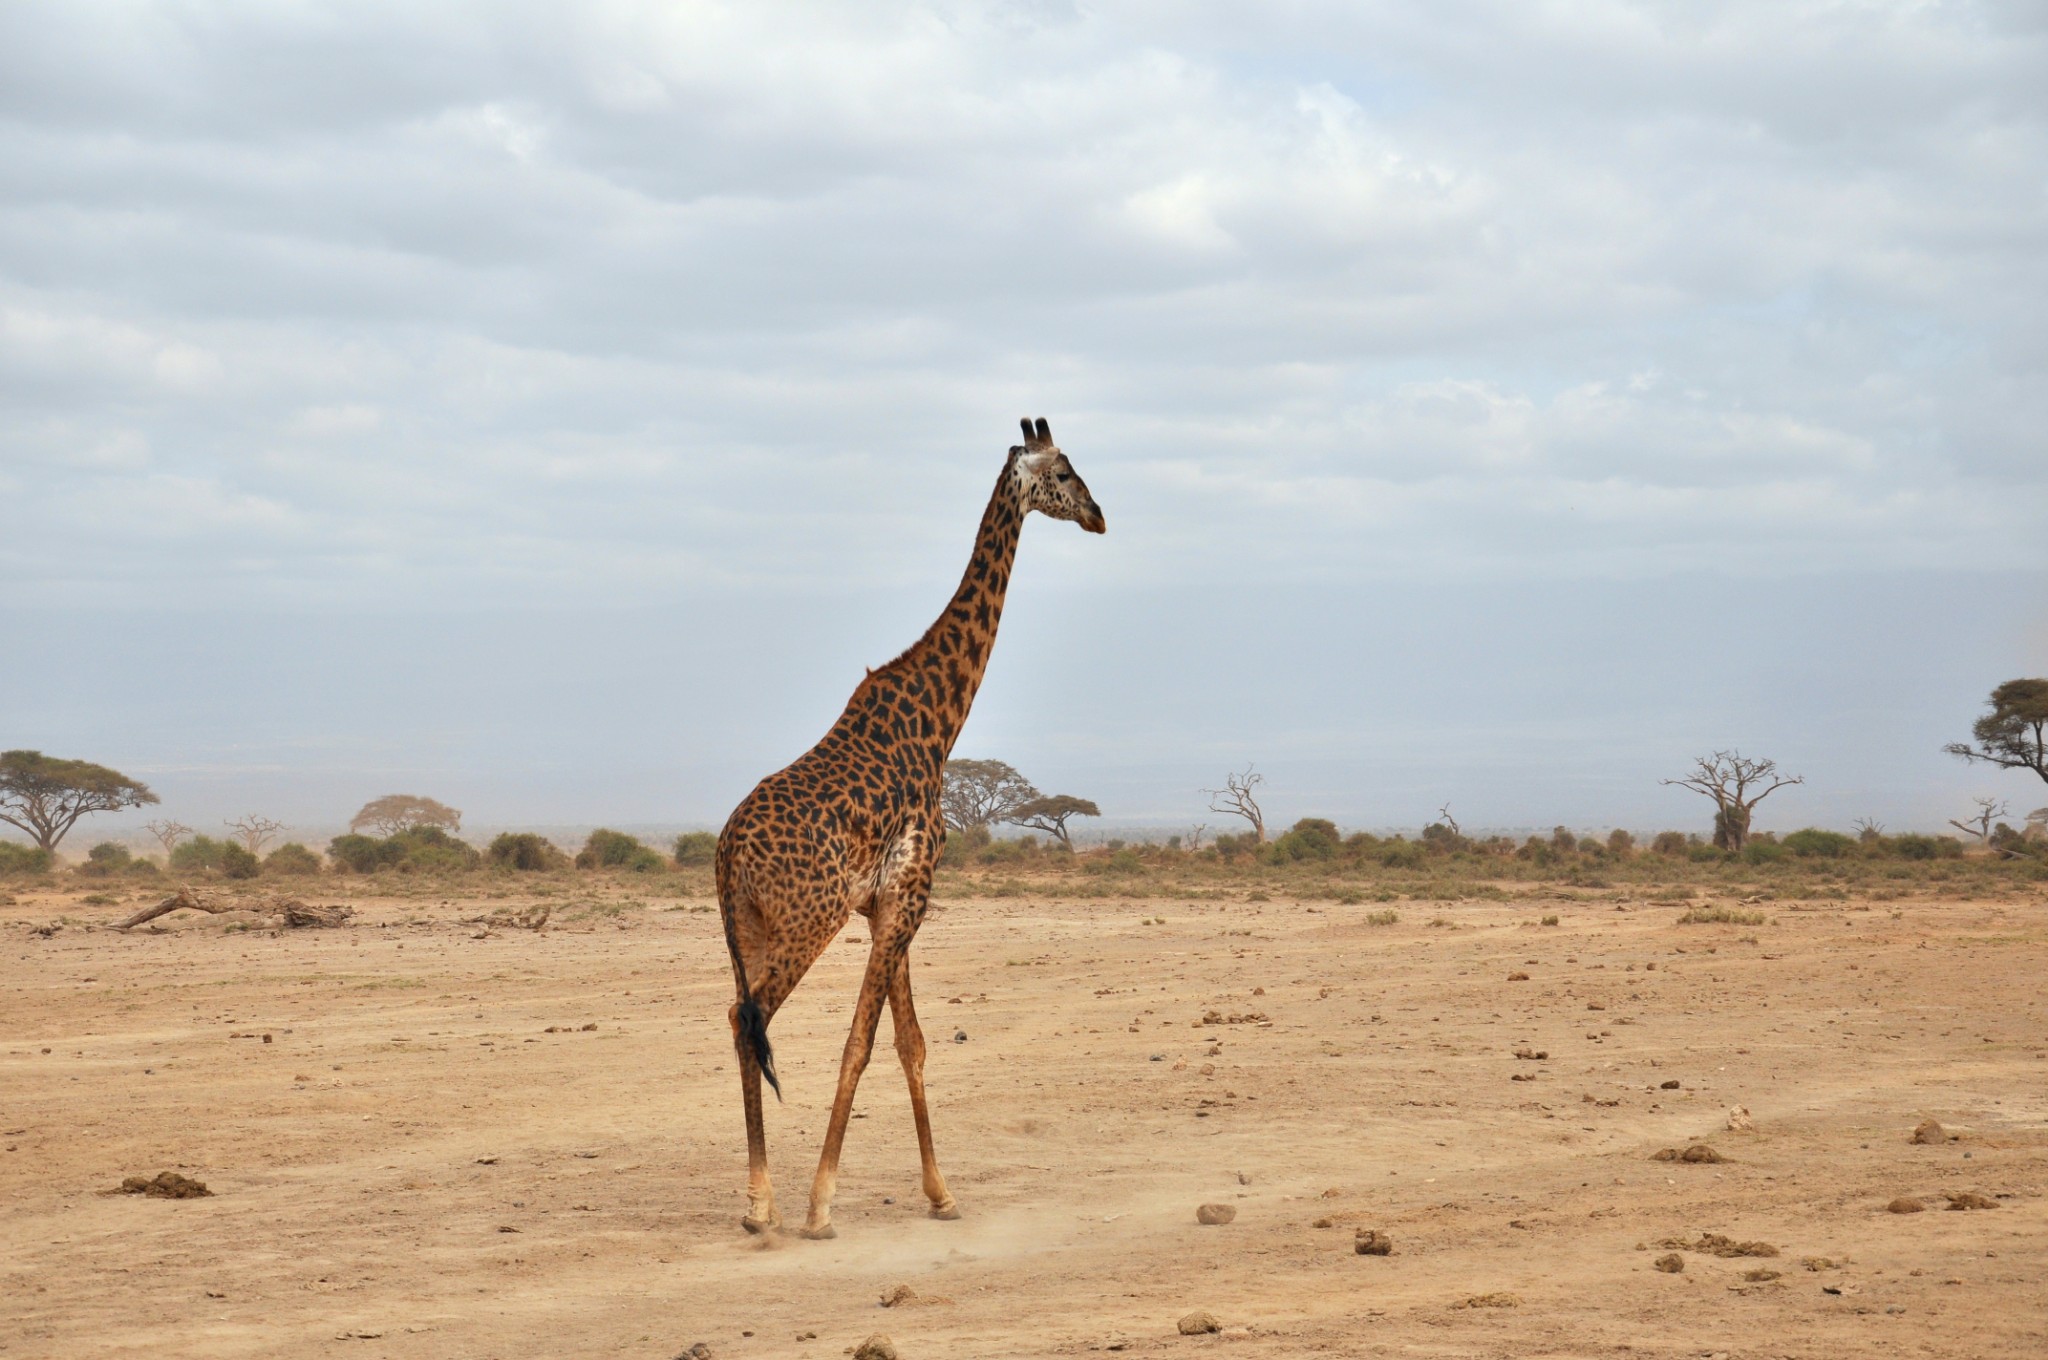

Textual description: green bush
[1551,826,1578,855]
[220,842,261,879]
[327,833,402,874]
[1607,829,1636,855]
[673,831,719,866]
[1650,831,1689,857]
[1741,839,1786,864]
[170,835,230,873]
[1516,836,1553,866]
[76,842,133,878]
[0,842,53,875]
[1271,817,1340,862]
[1419,822,1469,854]
[1890,833,1963,861]
[1686,841,1726,863]
[1378,839,1426,869]
[576,828,664,872]
[264,843,323,876]
[391,825,481,872]
[487,832,566,871]
[1083,847,1146,876]
[1782,828,1855,858]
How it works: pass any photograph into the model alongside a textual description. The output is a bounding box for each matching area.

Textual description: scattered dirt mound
[1660,1234,1776,1258]
[1945,1191,1999,1211]
[1455,1293,1521,1309]
[1353,1229,1392,1256]
[1653,1253,1684,1273]
[1177,1310,1220,1335]
[879,1284,917,1307]
[852,1336,896,1360]
[118,1171,211,1199]
[1195,1203,1236,1225]
[1651,1145,1725,1163]
[1887,1196,1926,1214]
[1742,1268,1781,1282]
[1911,1119,1948,1144]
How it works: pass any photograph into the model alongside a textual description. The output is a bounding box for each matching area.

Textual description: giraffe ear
[1034,417,1052,445]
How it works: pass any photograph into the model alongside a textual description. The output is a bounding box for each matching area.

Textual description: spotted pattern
[714,417,1103,1237]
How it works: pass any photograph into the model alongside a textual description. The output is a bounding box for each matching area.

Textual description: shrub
[1686,841,1726,863]
[1890,833,1963,861]
[1378,838,1426,869]
[1516,836,1552,866]
[673,831,719,866]
[77,842,133,878]
[576,828,664,873]
[264,843,323,876]
[1271,817,1341,862]
[1083,847,1146,876]
[1419,821,1469,855]
[0,841,53,875]
[1782,828,1855,858]
[390,825,481,872]
[1212,832,1259,862]
[1741,840,1786,864]
[487,832,566,871]
[170,835,230,873]
[220,842,260,879]
[1650,831,1689,857]
[327,833,401,874]
[1678,905,1768,925]
[1607,829,1636,855]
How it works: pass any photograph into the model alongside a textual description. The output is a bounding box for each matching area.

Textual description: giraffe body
[716,418,1104,1237]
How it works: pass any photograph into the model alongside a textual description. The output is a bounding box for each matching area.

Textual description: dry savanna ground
[4,865,2047,1359]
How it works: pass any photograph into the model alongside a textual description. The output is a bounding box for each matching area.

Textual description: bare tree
[1006,795,1100,850]
[225,815,286,855]
[349,794,462,837]
[1947,797,2008,845]
[1852,816,1886,842]
[1202,765,1267,843]
[940,760,1040,832]
[1436,802,1461,837]
[1660,751,1802,853]
[144,819,193,859]
[1185,823,1209,852]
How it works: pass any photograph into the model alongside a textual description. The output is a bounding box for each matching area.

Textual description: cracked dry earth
[4,885,2046,1358]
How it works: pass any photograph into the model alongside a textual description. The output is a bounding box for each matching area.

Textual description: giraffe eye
[1056,472,1070,483]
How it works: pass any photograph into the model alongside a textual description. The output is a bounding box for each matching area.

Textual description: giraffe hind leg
[889,955,957,1218]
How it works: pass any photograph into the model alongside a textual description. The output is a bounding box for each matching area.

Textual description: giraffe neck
[902,457,1026,755]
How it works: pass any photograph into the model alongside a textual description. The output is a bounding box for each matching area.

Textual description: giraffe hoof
[930,1200,962,1221]
[798,1222,837,1240]
[741,1214,779,1235]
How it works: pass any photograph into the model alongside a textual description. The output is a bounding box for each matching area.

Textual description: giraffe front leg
[888,954,957,1218]
[800,942,895,1239]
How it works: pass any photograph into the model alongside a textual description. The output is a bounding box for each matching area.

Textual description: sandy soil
[4,879,2046,1359]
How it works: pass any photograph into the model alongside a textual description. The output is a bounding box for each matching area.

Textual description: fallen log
[114,889,353,931]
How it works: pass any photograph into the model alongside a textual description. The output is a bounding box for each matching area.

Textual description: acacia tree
[349,794,462,837]
[1659,750,1802,853]
[1946,679,2048,786]
[1202,765,1267,843]
[225,814,287,855]
[939,760,1040,832]
[144,819,193,859]
[1007,794,1101,850]
[0,750,158,853]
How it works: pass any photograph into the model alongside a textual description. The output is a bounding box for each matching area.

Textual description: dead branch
[114,888,352,931]
[1947,796,2008,844]
[1437,802,1461,837]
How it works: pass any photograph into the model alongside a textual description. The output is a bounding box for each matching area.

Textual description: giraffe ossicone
[715,417,1105,1238]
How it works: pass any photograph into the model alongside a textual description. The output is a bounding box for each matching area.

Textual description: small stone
[1654,1253,1685,1273]
[953,1031,967,1043]
[879,1284,917,1307]
[1660,1079,1681,1090]
[852,1336,897,1360]
[677,1345,713,1360]
[1195,1203,1236,1225]
[1945,1191,1998,1211]
[1887,1197,1925,1214]
[1354,1229,1392,1256]
[1911,1119,1946,1145]
[1726,1106,1754,1132]
[1177,1311,1220,1335]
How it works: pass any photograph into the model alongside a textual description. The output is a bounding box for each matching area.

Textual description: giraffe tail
[720,884,782,1100]
[735,987,781,1101]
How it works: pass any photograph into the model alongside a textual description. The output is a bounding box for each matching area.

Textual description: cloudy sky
[4,1,2045,840]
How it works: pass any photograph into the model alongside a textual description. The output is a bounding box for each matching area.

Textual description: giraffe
[715,417,1105,1238]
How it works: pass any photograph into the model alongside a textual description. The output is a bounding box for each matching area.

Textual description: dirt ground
[4,878,2046,1359]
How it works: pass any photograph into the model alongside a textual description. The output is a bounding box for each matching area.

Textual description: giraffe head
[1010,417,1106,534]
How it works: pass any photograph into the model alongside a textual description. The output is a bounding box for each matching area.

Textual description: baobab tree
[1660,751,1802,853]
[1202,765,1267,843]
